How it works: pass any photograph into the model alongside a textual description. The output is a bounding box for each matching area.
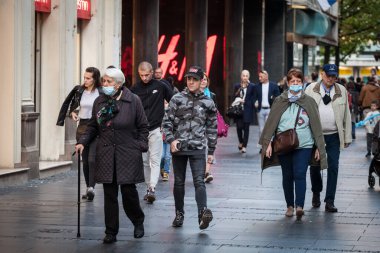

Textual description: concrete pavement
[0,126,379,253]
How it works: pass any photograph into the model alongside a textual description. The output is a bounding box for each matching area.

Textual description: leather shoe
[103,234,117,244]
[312,193,321,208]
[134,224,144,238]
[325,202,338,212]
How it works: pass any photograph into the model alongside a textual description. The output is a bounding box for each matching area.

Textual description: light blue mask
[289,85,303,93]
[102,86,116,96]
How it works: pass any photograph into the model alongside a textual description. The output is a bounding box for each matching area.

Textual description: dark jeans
[172,154,207,214]
[236,118,250,148]
[78,119,96,188]
[367,133,373,153]
[278,148,313,208]
[103,172,145,236]
[310,133,340,203]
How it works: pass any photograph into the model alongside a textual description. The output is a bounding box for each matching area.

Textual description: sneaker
[204,173,214,183]
[86,187,95,201]
[172,211,184,227]
[325,202,338,212]
[160,169,164,178]
[285,206,294,217]
[241,147,247,153]
[162,172,169,181]
[199,208,213,229]
[366,152,371,157]
[146,188,156,204]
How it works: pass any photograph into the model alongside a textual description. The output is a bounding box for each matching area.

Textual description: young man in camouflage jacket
[162,66,217,230]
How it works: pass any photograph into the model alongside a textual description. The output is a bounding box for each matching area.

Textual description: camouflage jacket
[162,89,217,155]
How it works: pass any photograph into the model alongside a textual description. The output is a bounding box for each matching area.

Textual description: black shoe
[312,193,321,208]
[134,224,144,238]
[146,189,156,204]
[172,211,184,227]
[366,152,371,157]
[199,208,213,230]
[325,202,338,212]
[103,234,117,244]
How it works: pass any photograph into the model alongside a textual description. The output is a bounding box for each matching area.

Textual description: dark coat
[233,83,256,123]
[254,81,280,111]
[78,87,149,185]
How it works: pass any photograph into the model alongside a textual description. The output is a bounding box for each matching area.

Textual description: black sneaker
[325,202,338,212]
[146,189,156,204]
[204,173,214,183]
[103,234,117,244]
[199,208,213,229]
[172,211,184,227]
[366,152,371,157]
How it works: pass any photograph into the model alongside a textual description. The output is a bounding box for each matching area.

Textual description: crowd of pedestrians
[57,60,380,244]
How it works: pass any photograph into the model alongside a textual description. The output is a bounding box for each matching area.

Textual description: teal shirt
[277,103,314,149]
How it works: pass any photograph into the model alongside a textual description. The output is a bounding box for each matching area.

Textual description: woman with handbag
[259,68,327,219]
[57,67,102,201]
[233,70,256,153]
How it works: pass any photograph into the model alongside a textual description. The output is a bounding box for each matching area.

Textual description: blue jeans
[160,142,171,173]
[310,133,340,203]
[172,154,207,214]
[278,148,313,208]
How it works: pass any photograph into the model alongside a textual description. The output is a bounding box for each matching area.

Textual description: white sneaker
[241,147,246,153]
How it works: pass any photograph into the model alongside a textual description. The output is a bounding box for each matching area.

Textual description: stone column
[132,0,159,84]
[224,0,244,111]
[185,0,208,70]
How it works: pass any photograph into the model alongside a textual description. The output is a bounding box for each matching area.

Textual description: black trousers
[236,118,250,148]
[103,173,145,236]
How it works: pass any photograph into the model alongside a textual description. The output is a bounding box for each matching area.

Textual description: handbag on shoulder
[272,106,301,155]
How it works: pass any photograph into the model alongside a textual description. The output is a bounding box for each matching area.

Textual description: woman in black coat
[75,68,149,244]
[233,70,256,153]
[57,67,101,201]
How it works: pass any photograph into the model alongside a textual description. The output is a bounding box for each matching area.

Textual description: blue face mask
[102,86,116,96]
[289,84,303,93]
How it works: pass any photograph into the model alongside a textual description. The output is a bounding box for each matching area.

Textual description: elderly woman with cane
[75,67,148,244]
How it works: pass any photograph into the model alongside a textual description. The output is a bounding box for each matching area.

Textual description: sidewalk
[0,126,379,253]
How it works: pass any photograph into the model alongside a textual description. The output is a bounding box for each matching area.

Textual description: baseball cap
[184,66,204,80]
[323,64,338,77]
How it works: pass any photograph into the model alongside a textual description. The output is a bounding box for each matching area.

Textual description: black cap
[184,66,204,80]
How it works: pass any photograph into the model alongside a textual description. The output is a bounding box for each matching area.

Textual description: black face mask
[322,94,332,105]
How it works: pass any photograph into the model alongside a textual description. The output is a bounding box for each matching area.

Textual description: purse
[272,106,301,155]
[226,104,243,119]
[217,110,229,138]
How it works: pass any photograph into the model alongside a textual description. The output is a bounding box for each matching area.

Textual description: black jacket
[56,85,102,126]
[131,79,173,131]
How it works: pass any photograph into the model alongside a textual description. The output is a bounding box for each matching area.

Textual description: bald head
[138,61,154,84]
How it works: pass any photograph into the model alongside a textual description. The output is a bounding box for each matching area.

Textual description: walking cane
[73,151,81,238]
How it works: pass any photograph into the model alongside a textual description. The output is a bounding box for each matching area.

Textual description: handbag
[226,104,243,119]
[217,110,229,138]
[272,106,301,155]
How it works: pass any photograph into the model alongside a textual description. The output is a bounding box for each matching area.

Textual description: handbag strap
[293,105,302,130]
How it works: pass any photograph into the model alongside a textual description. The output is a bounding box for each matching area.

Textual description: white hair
[104,68,125,84]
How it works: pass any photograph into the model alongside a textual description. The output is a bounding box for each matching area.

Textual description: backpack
[217,110,229,138]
